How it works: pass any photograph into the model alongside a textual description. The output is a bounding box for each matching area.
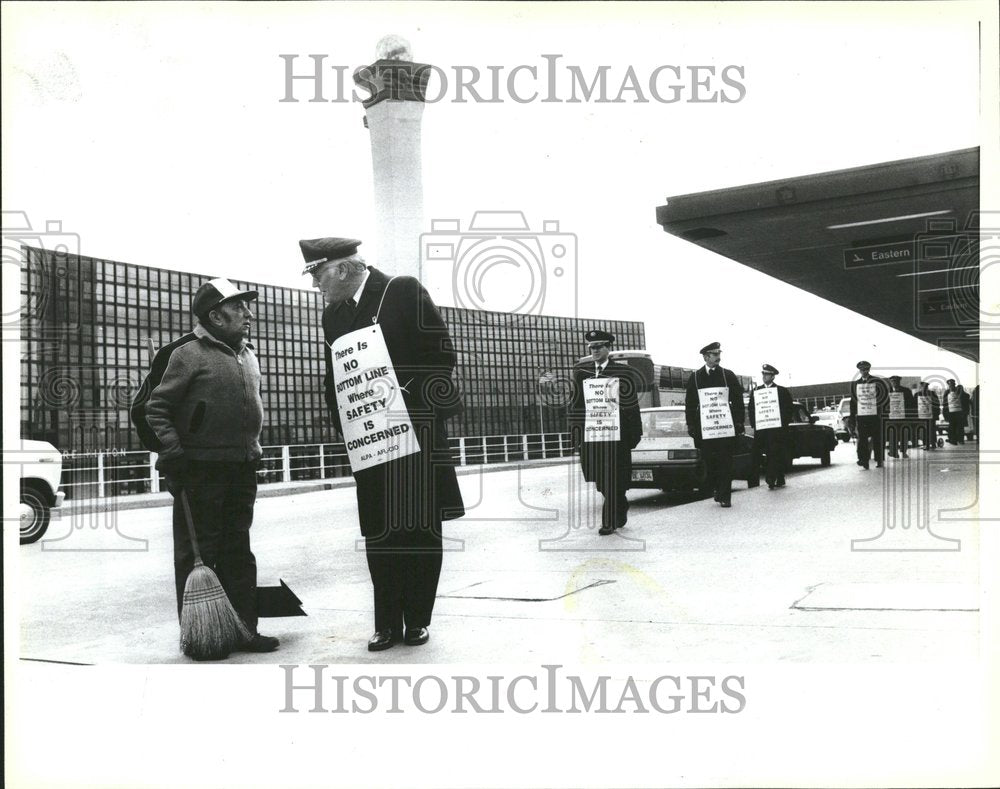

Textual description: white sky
[2,1,991,389]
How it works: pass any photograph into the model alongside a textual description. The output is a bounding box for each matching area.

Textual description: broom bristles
[180,562,252,660]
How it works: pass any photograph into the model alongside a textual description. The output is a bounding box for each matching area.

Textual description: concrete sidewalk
[18,442,982,664]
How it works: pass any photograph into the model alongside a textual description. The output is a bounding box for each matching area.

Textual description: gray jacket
[145,324,263,463]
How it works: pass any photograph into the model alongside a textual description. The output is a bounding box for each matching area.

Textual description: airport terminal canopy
[655,148,980,362]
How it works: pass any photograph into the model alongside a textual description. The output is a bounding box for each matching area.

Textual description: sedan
[628,406,759,492]
[748,401,838,469]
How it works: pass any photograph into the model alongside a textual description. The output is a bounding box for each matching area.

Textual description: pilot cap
[299,237,362,276]
[585,329,614,345]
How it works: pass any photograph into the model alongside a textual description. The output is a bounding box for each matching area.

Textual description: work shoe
[239,633,280,653]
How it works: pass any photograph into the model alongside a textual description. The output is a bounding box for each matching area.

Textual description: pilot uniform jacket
[322,267,465,539]
[684,366,746,443]
[943,388,971,417]
[747,383,793,431]
[569,360,643,487]
[849,376,890,421]
[917,389,941,421]
[886,385,916,418]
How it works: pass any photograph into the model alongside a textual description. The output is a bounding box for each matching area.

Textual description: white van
[14,440,66,544]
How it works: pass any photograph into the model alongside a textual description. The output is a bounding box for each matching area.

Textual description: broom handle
[179,488,204,565]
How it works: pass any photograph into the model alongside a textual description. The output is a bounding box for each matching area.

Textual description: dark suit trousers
[754,428,787,485]
[885,420,910,456]
[855,417,884,465]
[172,462,259,634]
[918,419,937,449]
[700,437,735,504]
[946,413,965,444]
[365,527,443,634]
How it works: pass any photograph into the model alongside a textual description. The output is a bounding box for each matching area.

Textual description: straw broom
[178,488,252,660]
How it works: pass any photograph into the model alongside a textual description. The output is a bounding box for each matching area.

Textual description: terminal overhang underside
[655,148,980,363]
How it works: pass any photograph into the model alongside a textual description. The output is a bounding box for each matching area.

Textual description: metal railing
[57,433,574,500]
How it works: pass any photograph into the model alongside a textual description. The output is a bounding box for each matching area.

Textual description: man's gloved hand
[157,455,188,496]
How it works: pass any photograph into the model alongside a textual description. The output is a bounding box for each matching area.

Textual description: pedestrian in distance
[685,342,746,507]
[131,278,279,659]
[568,329,643,535]
[886,374,915,459]
[849,360,889,470]
[943,379,970,445]
[302,236,465,652]
[748,364,793,489]
[915,380,940,450]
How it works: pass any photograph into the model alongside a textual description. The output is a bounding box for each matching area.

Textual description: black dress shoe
[876,462,884,468]
[767,482,775,490]
[237,633,280,653]
[719,501,732,508]
[368,630,397,652]
[404,627,429,646]
[598,525,615,535]
[776,479,786,488]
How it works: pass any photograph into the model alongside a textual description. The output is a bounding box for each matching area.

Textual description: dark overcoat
[684,366,746,444]
[322,267,465,538]
[849,375,890,422]
[747,383,794,431]
[568,360,643,488]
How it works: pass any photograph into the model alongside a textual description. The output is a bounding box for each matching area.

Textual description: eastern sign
[843,242,914,269]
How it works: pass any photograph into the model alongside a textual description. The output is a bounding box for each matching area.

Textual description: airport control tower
[353,35,429,279]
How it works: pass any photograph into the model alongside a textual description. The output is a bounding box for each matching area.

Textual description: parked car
[813,409,849,442]
[15,439,66,544]
[746,401,838,470]
[628,406,759,493]
[837,397,855,440]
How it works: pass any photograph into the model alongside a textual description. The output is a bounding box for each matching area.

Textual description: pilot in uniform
[568,329,643,535]
[684,342,746,508]
[748,363,793,489]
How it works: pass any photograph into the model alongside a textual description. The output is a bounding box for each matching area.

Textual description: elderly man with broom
[137,278,279,660]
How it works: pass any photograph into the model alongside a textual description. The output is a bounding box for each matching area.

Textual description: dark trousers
[917,419,937,449]
[885,420,910,456]
[856,417,884,466]
[365,528,443,634]
[754,428,787,485]
[172,461,259,634]
[700,437,735,505]
[946,413,966,444]
[595,453,630,528]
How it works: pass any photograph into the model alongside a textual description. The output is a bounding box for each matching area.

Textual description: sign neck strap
[373,276,399,324]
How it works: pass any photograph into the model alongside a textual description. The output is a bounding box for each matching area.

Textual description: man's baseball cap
[192,278,258,319]
[299,237,362,275]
